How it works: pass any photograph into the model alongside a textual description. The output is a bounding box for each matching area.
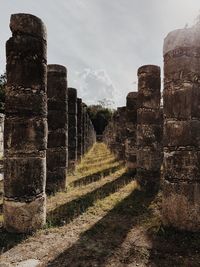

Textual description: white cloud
[1,0,200,107]
[73,68,117,106]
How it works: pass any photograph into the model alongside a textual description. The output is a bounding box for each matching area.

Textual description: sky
[1,0,200,107]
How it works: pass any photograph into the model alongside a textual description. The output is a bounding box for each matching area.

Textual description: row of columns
[104,22,200,232]
[103,67,162,192]
[3,13,96,233]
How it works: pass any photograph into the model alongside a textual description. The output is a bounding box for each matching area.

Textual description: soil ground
[0,143,200,267]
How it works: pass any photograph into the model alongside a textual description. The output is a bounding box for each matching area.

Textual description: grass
[1,143,200,267]
[1,142,134,253]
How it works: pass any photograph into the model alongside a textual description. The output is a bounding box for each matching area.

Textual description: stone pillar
[137,65,162,193]
[115,107,127,160]
[4,13,47,233]
[0,114,4,181]
[87,118,96,149]
[84,112,88,153]
[162,24,200,231]
[0,114,4,158]
[81,103,86,156]
[47,65,68,194]
[125,92,137,173]
[68,88,77,172]
[77,98,82,161]
[82,104,88,154]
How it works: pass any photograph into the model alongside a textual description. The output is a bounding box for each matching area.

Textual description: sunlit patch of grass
[47,167,127,214]
[87,180,138,215]
[68,143,121,185]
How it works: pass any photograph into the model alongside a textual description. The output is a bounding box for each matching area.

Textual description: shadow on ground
[71,163,123,187]
[0,227,29,254]
[47,171,135,227]
[47,189,154,267]
[146,226,200,267]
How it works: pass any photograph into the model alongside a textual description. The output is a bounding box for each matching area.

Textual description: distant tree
[97,98,114,109]
[0,73,6,113]
[87,102,114,135]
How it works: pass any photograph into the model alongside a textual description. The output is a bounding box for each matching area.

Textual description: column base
[3,194,46,233]
[162,180,200,232]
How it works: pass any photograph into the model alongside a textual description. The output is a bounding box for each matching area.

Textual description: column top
[126,92,137,99]
[68,87,77,98]
[48,64,67,75]
[137,65,160,76]
[163,24,200,55]
[117,106,126,113]
[126,92,137,108]
[77,98,82,104]
[10,13,47,40]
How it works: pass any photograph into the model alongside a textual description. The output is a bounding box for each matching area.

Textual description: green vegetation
[87,103,114,135]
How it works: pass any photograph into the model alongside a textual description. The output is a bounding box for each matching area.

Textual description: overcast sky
[1,0,200,107]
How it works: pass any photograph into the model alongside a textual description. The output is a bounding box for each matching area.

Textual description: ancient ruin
[4,13,47,232]
[125,92,137,173]
[162,24,200,231]
[47,64,68,193]
[137,65,162,193]
[68,87,77,172]
[103,108,125,160]
[2,6,200,266]
[77,98,83,161]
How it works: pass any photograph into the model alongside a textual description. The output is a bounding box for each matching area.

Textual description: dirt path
[1,143,200,267]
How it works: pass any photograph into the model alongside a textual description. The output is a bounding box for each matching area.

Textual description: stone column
[4,13,47,233]
[68,88,77,172]
[83,104,88,154]
[87,118,96,149]
[81,103,86,156]
[84,112,89,153]
[125,92,137,173]
[137,65,162,193]
[115,107,127,160]
[47,65,68,194]
[0,114,4,181]
[77,98,82,161]
[162,24,200,231]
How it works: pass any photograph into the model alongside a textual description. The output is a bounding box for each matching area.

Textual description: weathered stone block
[46,168,67,193]
[5,88,47,116]
[164,119,200,147]
[3,195,46,233]
[4,116,47,152]
[137,146,162,172]
[6,35,46,61]
[48,131,67,148]
[162,180,200,231]
[137,108,161,124]
[137,124,162,147]
[163,149,200,182]
[48,110,67,130]
[10,13,47,39]
[165,85,200,120]
[4,156,46,199]
[6,61,47,90]
[47,148,67,170]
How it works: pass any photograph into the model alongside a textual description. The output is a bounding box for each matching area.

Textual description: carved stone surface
[162,24,200,231]
[46,64,68,193]
[137,65,162,193]
[4,13,47,233]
